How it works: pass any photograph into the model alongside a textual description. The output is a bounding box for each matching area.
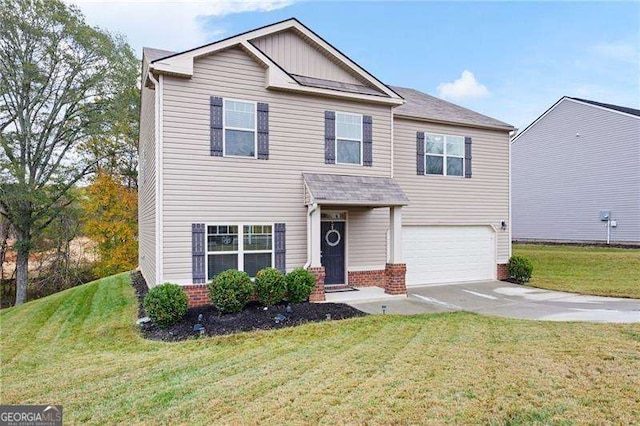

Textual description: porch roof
[302,173,409,207]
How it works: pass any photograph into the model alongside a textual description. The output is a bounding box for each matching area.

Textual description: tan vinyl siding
[344,207,389,270]
[138,71,157,287]
[393,118,511,263]
[251,30,365,85]
[161,47,392,285]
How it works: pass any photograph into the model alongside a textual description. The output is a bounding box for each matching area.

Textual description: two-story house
[138,18,514,305]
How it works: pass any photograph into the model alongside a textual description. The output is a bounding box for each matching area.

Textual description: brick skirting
[347,269,385,288]
[308,266,326,302]
[497,263,509,280]
[183,284,209,307]
[384,263,407,295]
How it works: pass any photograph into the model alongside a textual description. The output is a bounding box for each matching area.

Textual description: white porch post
[389,206,403,263]
[310,205,322,267]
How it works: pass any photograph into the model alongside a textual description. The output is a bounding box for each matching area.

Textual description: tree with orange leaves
[82,172,138,277]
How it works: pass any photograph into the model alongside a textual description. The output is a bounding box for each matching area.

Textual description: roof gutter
[393,113,515,132]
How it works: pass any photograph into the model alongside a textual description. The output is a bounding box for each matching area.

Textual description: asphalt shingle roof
[303,173,409,206]
[143,47,176,63]
[390,86,514,130]
[568,97,640,117]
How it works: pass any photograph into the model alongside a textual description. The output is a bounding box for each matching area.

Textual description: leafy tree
[82,172,137,277]
[0,0,138,304]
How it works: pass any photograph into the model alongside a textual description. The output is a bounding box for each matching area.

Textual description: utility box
[599,210,611,221]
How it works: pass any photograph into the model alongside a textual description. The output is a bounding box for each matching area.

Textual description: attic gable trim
[148,18,402,101]
[512,97,640,144]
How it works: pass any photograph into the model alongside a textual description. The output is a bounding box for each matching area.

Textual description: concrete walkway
[347,281,640,323]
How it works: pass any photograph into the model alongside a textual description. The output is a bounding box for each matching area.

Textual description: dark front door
[321,221,345,285]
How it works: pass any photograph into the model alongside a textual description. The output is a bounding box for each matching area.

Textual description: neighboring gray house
[512,97,640,244]
[138,18,514,306]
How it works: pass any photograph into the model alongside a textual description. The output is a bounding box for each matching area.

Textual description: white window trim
[205,222,275,279]
[424,132,465,177]
[335,111,363,166]
[222,98,258,159]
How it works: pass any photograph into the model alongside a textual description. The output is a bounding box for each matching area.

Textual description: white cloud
[593,41,640,63]
[65,0,296,55]
[437,70,490,101]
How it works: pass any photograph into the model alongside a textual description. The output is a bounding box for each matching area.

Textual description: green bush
[254,267,287,306]
[143,283,188,328]
[285,267,316,303]
[208,269,254,313]
[508,255,533,283]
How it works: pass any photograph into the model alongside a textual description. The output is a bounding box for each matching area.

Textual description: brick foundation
[183,284,209,307]
[384,263,407,295]
[347,269,386,288]
[308,266,326,302]
[497,263,509,280]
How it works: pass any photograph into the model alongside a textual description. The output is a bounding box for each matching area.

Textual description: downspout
[303,202,319,269]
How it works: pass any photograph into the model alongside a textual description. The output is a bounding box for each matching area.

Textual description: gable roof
[568,97,640,117]
[146,18,403,104]
[512,96,640,143]
[391,86,514,130]
[142,19,514,131]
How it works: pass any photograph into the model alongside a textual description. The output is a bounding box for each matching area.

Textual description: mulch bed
[500,278,523,285]
[130,271,367,341]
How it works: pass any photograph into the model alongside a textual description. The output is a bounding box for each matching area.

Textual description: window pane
[337,139,361,164]
[207,225,238,252]
[225,129,255,157]
[336,113,362,140]
[446,136,464,157]
[244,253,272,278]
[426,155,443,175]
[225,100,255,129]
[208,254,238,279]
[426,134,444,154]
[244,225,272,251]
[447,157,463,176]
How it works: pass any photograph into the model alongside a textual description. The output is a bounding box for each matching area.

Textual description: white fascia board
[285,21,402,100]
[148,19,403,102]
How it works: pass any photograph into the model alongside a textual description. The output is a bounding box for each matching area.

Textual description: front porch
[302,173,410,301]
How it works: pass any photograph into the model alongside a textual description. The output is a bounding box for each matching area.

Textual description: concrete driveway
[349,281,640,323]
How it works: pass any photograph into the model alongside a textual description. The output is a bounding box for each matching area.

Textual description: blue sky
[71,1,639,130]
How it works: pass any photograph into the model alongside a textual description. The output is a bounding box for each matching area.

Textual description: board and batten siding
[138,75,157,287]
[512,99,640,243]
[160,47,392,285]
[393,118,511,263]
[251,30,365,85]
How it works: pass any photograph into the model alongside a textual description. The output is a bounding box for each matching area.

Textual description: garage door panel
[403,226,495,286]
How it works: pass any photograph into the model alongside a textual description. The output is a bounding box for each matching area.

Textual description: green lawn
[1,274,639,424]
[514,244,640,299]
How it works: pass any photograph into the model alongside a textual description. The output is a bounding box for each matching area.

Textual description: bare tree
[0,0,138,304]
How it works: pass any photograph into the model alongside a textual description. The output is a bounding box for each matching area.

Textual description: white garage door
[402,226,495,286]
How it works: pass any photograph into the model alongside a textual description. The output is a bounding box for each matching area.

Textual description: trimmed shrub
[143,283,188,328]
[208,269,254,313]
[254,267,287,306]
[285,267,316,303]
[508,255,533,283]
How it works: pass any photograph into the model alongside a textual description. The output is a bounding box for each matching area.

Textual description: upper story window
[335,112,362,165]
[224,99,256,158]
[425,133,464,176]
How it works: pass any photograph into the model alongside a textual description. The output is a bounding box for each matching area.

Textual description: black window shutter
[324,111,336,164]
[192,223,206,283]
[416,131,425,175]
[363,115,373,166]
[257,102,269,159]
[464,136,472,178]
[210,96,223,156]
[274,223,286,273]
